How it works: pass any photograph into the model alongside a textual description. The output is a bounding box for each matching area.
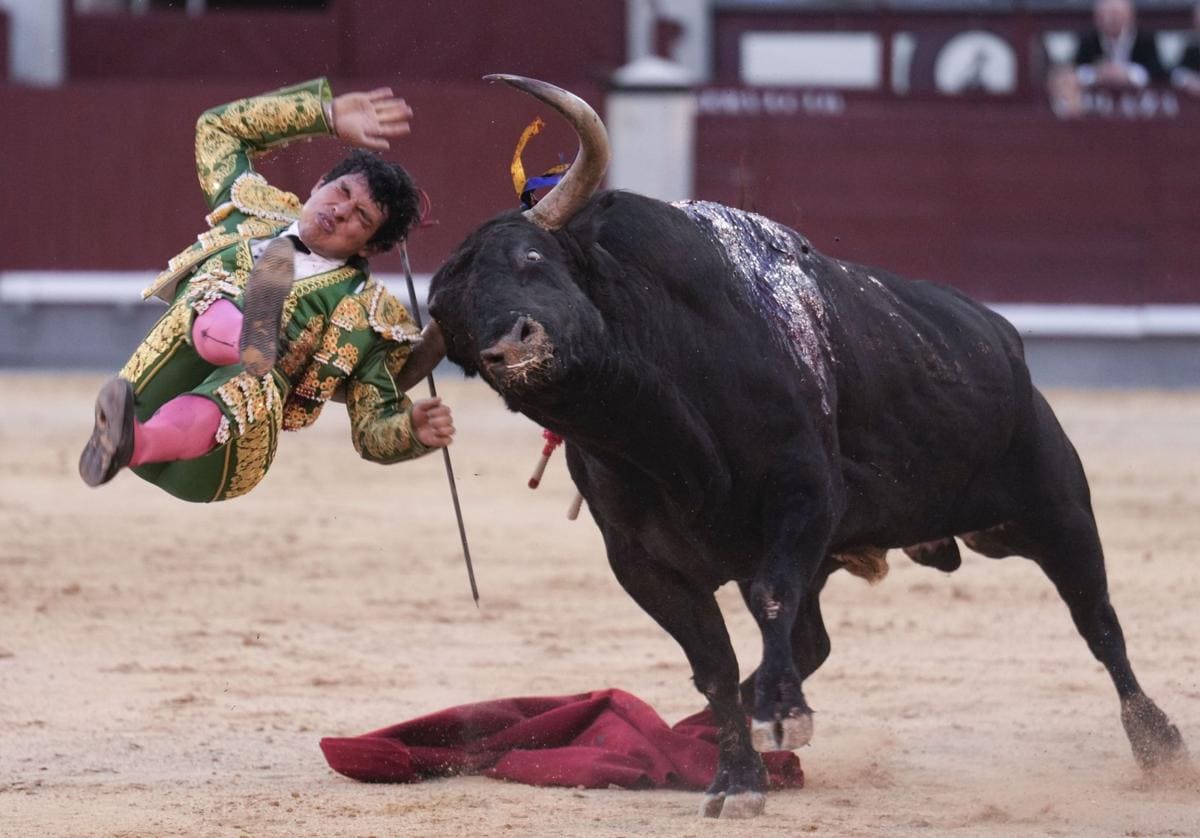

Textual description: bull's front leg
[745,481,834,753]
[738,561,834,750]
[603,539,767,819]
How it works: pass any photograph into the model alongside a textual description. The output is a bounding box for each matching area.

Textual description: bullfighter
[79,78,453,502]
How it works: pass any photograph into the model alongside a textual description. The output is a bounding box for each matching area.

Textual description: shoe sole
[239,238,296,376]
[79,377,135,487]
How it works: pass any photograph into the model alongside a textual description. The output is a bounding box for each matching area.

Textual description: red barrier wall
[694,98,1200,304]
[68,1,626,83]
[4,3,1197,305]
[3,78,1194,304]
[68,11,341,81]
[0,78,595,277]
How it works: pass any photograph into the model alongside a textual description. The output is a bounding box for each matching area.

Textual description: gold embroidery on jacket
[223,93,322,151]
[195,91,323,197]
[333,343,360,375]
[363,282,420,344]
[230,173,303,224]
[279,314,325,381]
[234,239,255,286]
[295,267,359,297]
[236,217,285,240]
[197,228,236,252]
[294,367,341,404]
[330,296,369,332]
[214,372,275,439]
[205,202,236,227]
[282,400,323,432]
[346,378,418,462]
[182,262,239,316]
[384,343,414,379]
[226,395,282,499]
[120,303,190,391]
[281,267,359,328]
[195,119,242,196]
[143,230,247,301]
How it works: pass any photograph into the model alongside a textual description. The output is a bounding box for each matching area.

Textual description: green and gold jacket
[137,78,432,465]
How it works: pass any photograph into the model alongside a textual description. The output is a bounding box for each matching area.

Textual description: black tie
[286,234,311,255]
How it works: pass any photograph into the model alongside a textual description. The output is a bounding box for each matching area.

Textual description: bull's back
[816,257,1036,543]
[664,199,1034,540]
[588,194,1037,548]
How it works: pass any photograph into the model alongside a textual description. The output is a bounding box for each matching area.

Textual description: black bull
[427,76,1187,818]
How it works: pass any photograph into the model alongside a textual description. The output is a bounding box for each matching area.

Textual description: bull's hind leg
[994,391,1189,770]
[603,540,766,819]
[1015,510,1187,770]
[966,507,1186,765]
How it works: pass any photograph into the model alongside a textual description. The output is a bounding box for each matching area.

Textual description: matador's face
[297,173,386,261]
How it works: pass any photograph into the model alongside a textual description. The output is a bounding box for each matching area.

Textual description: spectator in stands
[1172,1,1200,95]
[1074,0,1168,88]
[79,79,453,502]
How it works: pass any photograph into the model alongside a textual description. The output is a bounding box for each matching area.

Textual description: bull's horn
[484,74,610,231]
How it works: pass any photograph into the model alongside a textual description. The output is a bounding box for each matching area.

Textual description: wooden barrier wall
[693,97,1200,303]
[67,1,626,83]
[2,2,1196,305]
[3,78,1195,304]
[0,79,594,279]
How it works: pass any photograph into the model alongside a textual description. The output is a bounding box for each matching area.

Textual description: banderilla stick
[400,242,480,606]
[526,430,585,519]
[567,492,584,520]
[528,429,562,489]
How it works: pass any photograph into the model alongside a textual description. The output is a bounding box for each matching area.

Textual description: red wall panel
[338,0,626,82]
[2,85,1196,305]
[68,1,626,84]
[0,78,597,277]
[69,11,342,80]
[694,100,1200,304]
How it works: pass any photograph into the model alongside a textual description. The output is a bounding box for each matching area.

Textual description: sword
[400,242,480,606]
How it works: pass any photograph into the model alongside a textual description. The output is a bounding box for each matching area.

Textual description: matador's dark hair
[322,149,419,253]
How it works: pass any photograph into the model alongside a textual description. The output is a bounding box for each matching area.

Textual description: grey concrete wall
[1,302,163,370]
[1019,337,1200,389]
[3,301,1198,389]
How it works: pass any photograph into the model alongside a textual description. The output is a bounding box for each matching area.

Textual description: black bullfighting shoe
[79,376,135,487]
[239,237,296,377]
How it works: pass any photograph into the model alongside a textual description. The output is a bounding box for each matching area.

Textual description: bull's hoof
[700,790,766,819]
[751,712,813,752]
[1122,694,1188,771]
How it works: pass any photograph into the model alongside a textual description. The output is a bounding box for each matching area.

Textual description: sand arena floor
[1,374,1197,837]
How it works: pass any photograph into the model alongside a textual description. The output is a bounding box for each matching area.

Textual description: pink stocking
[192,299,243,366]
[131,395,222,466]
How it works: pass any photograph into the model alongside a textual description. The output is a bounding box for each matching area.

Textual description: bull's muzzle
[480,316,554,387]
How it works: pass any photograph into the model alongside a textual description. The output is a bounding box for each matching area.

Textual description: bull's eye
[525,249,543,263]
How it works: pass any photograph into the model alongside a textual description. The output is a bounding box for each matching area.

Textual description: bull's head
[428,75,611,403]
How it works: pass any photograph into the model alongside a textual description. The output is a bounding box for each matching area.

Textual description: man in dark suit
[1075,0,1168,87]
[1172,2,1200,95]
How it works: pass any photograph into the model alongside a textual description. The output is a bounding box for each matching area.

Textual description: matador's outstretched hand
[413,397,455,449]
[330,87,414,151]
